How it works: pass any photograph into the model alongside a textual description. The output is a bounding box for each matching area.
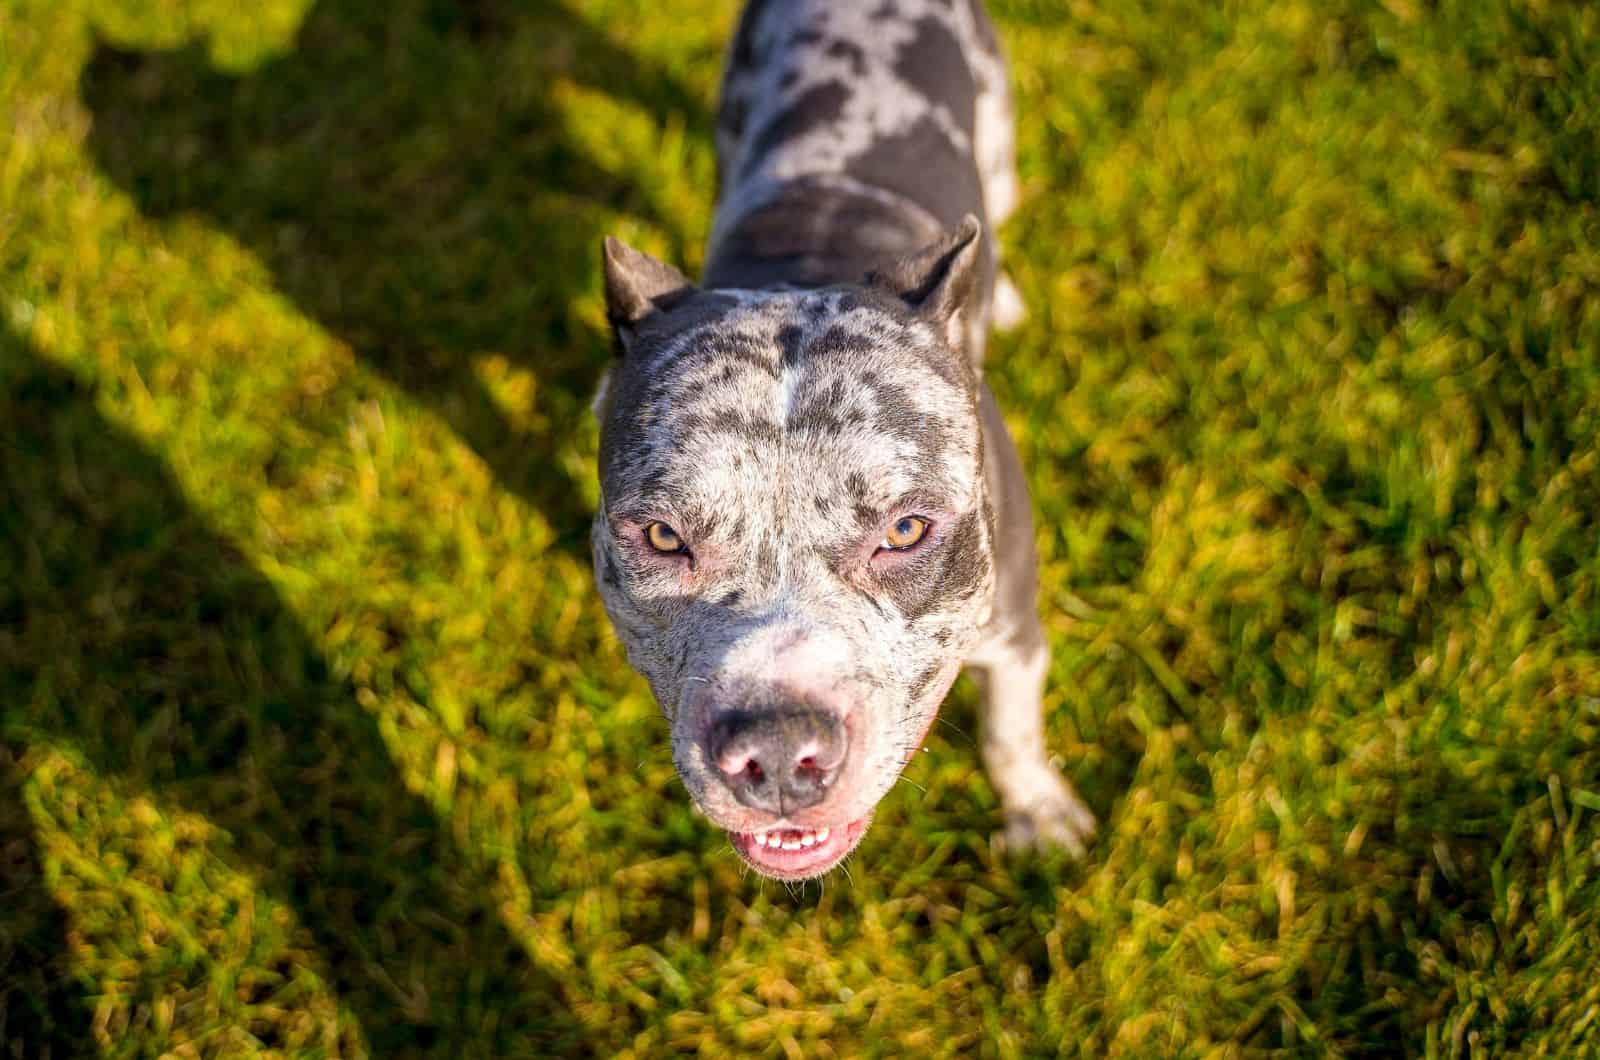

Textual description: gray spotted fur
[593,0,1092,875]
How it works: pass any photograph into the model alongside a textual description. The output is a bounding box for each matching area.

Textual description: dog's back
[706,0,1016,311]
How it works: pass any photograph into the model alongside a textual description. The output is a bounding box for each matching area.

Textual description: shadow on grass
[0,333,587,1053]
[80,0,711,558]
[0,744,88,1059]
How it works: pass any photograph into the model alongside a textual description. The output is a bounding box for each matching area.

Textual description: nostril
[718,750,767,786]
[792,736,835,774]
[717,747,751,777]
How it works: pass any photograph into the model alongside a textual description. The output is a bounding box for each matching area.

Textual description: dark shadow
[0,332,588,1053]
[80,0,711,556]
[0,743,90,1060]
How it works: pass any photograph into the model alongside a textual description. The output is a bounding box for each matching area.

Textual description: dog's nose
[706,707,846,814]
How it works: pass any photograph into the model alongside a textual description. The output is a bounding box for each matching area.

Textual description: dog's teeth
[749,828,838,853]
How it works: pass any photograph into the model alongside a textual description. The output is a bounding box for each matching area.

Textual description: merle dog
[593,0,1094,879]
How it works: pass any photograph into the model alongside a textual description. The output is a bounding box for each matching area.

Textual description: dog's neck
[703,174,951,292]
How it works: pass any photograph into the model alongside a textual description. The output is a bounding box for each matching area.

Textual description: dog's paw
[997,764,1096,858]
[992,272,1027,331]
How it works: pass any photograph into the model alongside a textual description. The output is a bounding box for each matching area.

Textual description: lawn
[2,0,1598,1055]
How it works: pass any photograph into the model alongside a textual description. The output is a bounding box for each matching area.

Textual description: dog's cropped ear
[602,236,696,355]
[870,214,984,362]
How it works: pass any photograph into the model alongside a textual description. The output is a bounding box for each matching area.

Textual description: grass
[1,0,1598,1055]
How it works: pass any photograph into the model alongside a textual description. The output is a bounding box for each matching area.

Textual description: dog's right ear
[603,237,695,356]
[868,214,984,366]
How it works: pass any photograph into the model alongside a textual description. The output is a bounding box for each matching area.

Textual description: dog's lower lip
[729,817,867,876]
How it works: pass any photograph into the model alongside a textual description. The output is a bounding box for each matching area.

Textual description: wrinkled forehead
[601,289,981,535]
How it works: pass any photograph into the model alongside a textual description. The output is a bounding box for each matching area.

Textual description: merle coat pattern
[593,0,1093,879]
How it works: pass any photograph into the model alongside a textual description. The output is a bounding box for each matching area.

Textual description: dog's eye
[644,521,687,554]
[881,516,930,551]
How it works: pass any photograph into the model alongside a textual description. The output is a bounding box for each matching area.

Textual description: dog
[591,0,1094,880]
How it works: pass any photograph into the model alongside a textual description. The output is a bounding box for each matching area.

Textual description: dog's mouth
[728,816,871,880]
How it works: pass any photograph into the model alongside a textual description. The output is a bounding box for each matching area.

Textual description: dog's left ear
[602,236,696,356]
[870,213,984,363]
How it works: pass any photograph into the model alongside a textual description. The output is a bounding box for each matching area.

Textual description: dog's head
[591,218,995,879]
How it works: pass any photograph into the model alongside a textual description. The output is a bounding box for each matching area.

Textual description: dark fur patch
[740,81,852,181]
[777,324,806,368]
[826,38,867,75]
[677,408,783,447]
[703,184,946,290]
[787,377,859,436]
[908,660,942,702]
[691,338,783,381]
[893,17,976,138]
[728,0,775,68]
[848,114,982,232]
[719,94,748,143]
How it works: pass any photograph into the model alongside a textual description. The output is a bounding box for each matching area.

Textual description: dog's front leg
[967,628,1096,857]
[968,387,1095,856]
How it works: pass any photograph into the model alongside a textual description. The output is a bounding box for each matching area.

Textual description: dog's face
[592,222,994,879]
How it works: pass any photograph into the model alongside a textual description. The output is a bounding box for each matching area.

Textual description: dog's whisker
[935,715,974,746]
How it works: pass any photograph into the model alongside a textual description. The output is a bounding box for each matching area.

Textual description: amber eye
[644,521,687,554]
[881,515,931,551]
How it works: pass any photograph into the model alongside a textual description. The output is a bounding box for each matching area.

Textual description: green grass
[1,0,1598,1054]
